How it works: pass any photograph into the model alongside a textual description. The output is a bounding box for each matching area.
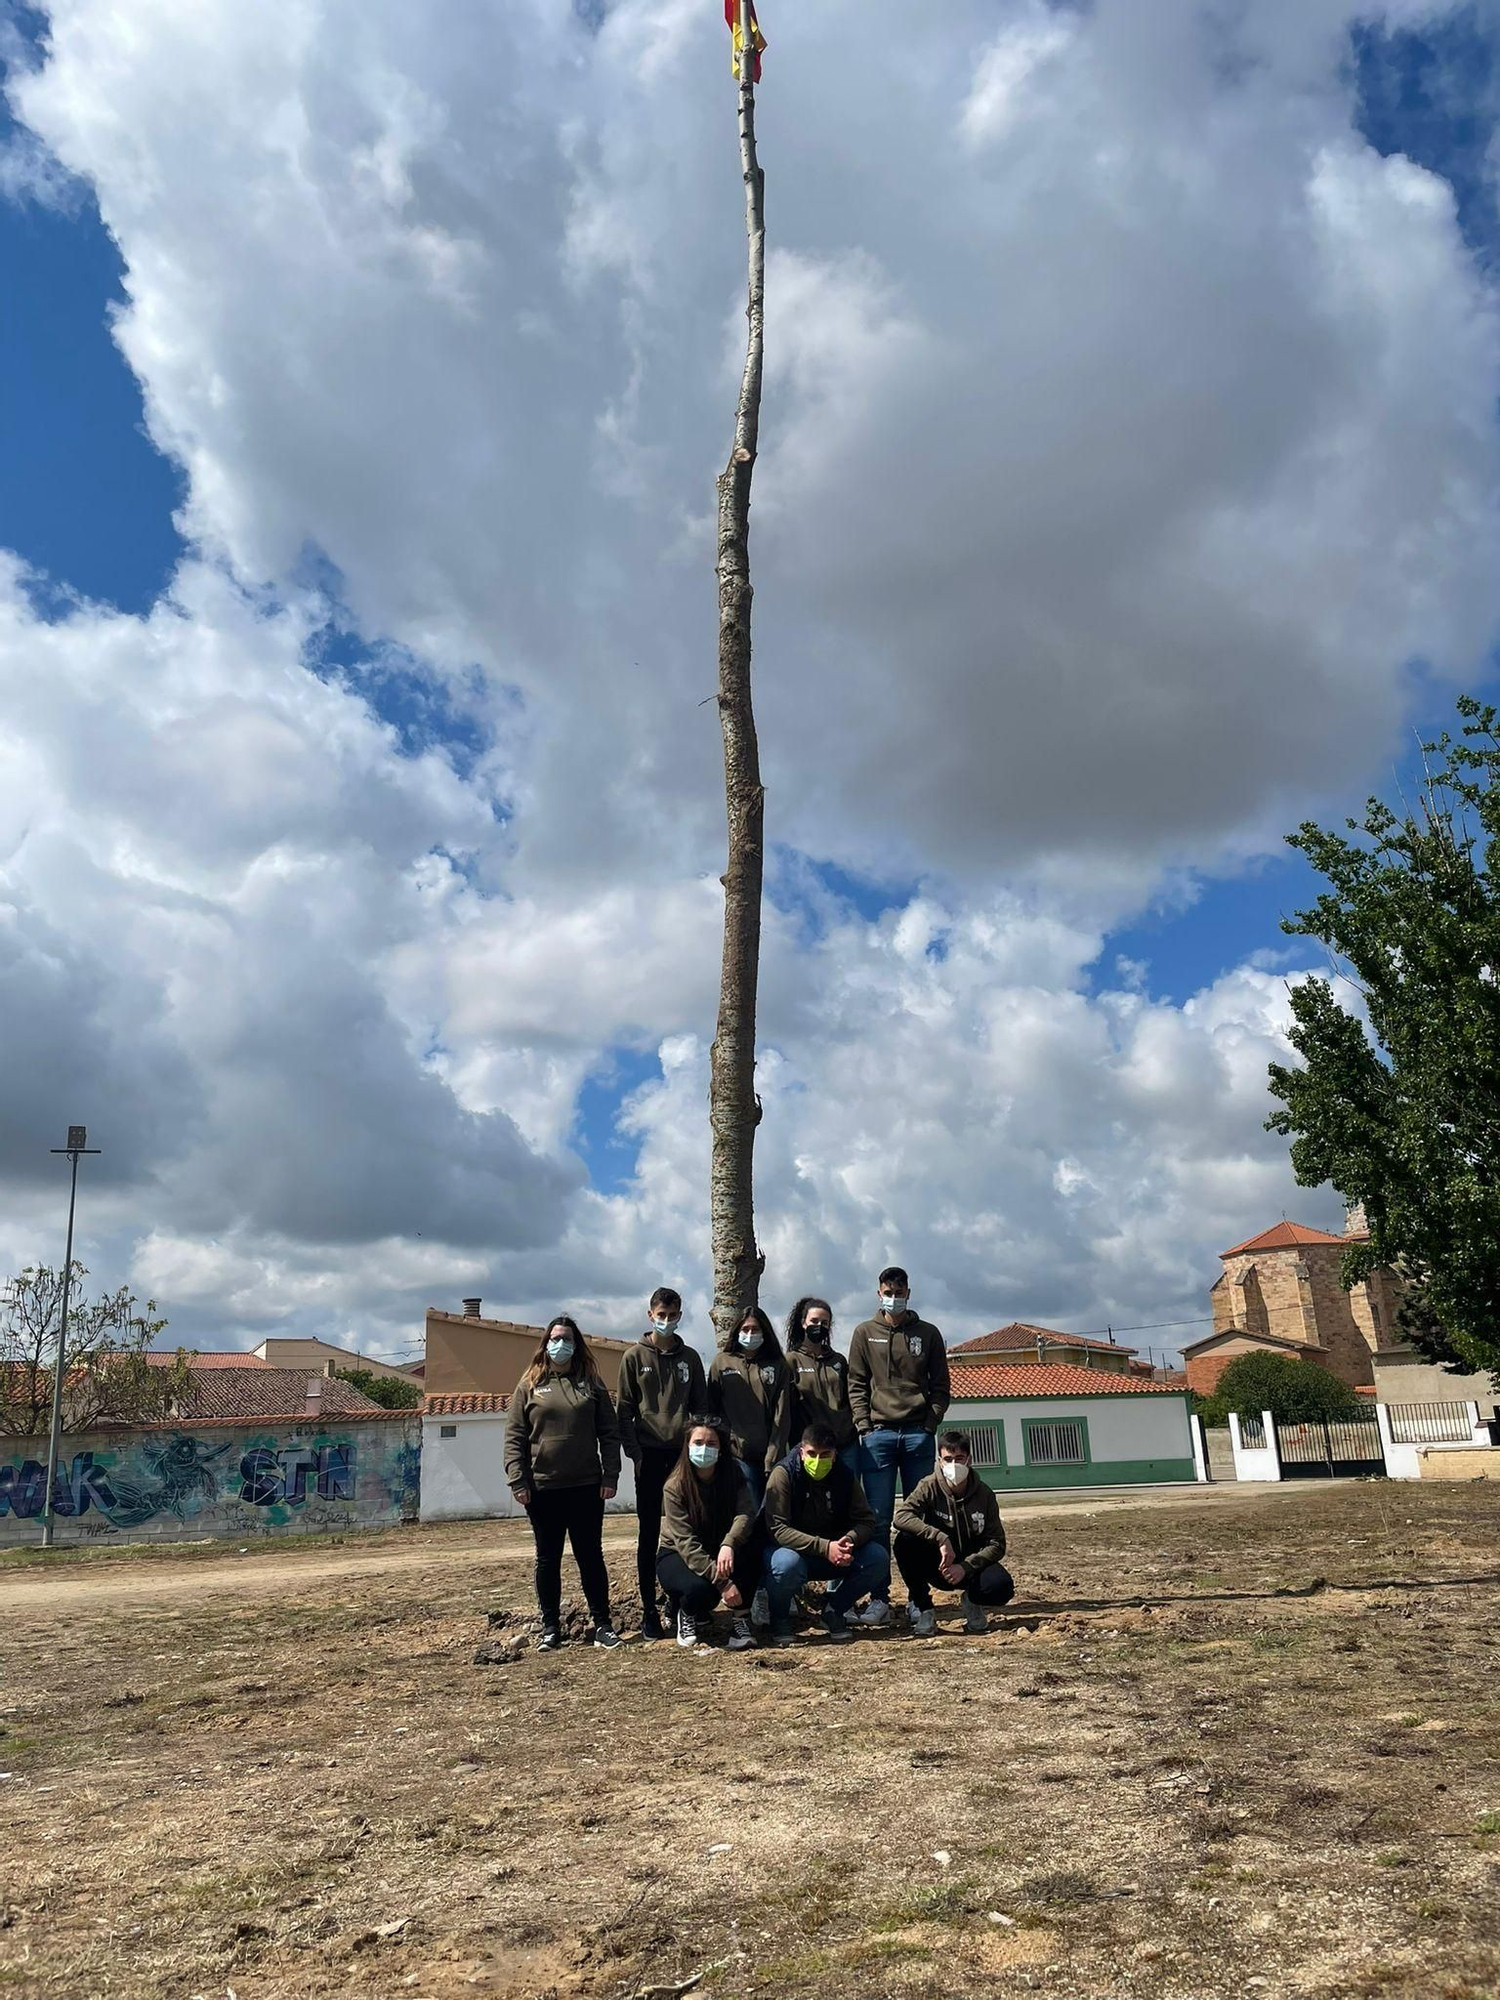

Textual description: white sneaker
[728,1614,758,1652]
[852,1598,891,1628]
[962,1593,988,1634]
[676,1609,699,1649]
[750,1587,770,1629]
[913,1606,937,1638]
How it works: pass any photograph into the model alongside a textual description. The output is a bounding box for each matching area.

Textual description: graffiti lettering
[0,1451,118,1520]
[238,1443,358,1507]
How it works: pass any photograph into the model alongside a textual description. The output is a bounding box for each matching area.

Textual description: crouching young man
[892,1429,1014,1636]
[762,1422,890,1645]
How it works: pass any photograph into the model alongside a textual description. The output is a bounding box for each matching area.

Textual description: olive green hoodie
[787,1341,855,1449]
[847,1312,951,1434]
[659,1465,757,1581]
[763,1452,878,1562]
[504,1371,622,1491]
[892,1468,1006,1573]
[615,1334,709,1461]
[708,1346,792,1472]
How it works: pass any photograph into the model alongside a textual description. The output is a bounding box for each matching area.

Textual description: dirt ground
[1,1482,1497,2000]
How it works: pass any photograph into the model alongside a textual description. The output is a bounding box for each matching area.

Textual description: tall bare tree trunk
[710,4,767,1345]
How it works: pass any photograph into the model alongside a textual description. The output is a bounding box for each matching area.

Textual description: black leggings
[656,1541,761,1617]
[634,1445,679,1612]
[527,1484,610,1628]
[893,1531,1015,1610]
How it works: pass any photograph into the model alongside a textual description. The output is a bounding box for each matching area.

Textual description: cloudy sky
[2,0,1497,1365]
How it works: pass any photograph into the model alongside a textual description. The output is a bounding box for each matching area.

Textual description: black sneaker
[593,1625,623,1650]
[640,1613,667,1641]
[819,1606,855,1645]
[537,1626,561,1652]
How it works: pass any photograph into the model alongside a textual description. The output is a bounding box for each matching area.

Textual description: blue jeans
[762,1539,891,1620]
[737,1459,766,1509]
[838,1443,861,1481]
[859,1427,936,1534]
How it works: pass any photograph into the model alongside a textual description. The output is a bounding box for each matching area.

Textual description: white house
[421,1394,639,1521]
[947,1362,1202,1490]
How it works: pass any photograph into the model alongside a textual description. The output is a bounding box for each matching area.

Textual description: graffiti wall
[0,1418,421,1545]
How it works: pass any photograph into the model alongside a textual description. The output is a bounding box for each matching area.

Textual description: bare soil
[1,1481,1497,2000]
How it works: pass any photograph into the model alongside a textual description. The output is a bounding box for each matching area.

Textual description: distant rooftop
[951,1322,1139,1358]
[950,1362,1179,1399]
[1222,1221,1346,1257]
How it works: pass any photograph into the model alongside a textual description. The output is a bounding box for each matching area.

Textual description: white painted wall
[421,1413,639,1522]
[1228,1409,1280,1482]
[1376,1400,1491,1481]
[953,1393,1195,1467]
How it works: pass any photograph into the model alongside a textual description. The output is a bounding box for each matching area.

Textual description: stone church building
[1182,1211,1402,1397]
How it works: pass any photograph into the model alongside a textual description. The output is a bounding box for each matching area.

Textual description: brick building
[1181,1212,1402,1397]
[950,1323,1139,1375]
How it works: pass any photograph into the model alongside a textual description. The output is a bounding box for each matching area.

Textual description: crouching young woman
[656,1419,761,1651]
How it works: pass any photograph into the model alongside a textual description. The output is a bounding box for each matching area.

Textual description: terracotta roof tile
[1222,1220,1346,1256]
[142,1349,271,1368]
[951,1322,1139,1358]
[423,1392,511,1415]
[950,1362,1180,1399]
[170,1368,386,1421]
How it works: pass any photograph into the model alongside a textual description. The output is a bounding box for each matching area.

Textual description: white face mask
[940,1459,969,1488]
[546,1336,575,1365]
[739,1330,763,1354]
[651,1317,678,1339]
[880,1293,909,1316]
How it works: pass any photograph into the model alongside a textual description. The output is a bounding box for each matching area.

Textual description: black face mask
[803,1326,828,1343]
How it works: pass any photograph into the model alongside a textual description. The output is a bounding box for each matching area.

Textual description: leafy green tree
[0,1264,179,1437]
[332,1367,422,1411]
[1205,1352,1359,1426]
[1267,695,1500,1387]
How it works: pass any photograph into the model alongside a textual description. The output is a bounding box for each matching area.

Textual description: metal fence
[1238,1413,1266,1450]
[1386,1400,1474,1445]
[1278,1416,1385,1478]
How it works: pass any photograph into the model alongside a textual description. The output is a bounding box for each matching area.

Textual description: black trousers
[893,1531,1015,1610]
[656,1540,761,1617]
[634,1445,679,1613]
[527,1483,610,1628]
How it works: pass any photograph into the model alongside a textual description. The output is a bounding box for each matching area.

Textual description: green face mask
[802,1453,835,1481]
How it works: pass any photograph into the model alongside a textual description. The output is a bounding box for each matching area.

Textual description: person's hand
[714,1545,735,1584]
[601,1484,617,1502]
[512,1486,531,1508]
[829,1536,854,1569]
[722,1582,744,1611]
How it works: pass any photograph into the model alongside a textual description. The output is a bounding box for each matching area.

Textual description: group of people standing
[501,1267,1017,1650]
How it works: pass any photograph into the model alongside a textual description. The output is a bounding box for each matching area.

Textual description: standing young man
[893,1429,1014,1635]
[616,1287,708,1640]
[848,1266,951,1554]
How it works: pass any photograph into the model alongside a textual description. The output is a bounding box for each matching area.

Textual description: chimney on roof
[462,1296,482,1319]
[1035,1334,1047,1362]
[305,1372,325,1419]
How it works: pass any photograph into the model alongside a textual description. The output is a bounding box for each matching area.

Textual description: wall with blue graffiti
[0,1418,421,1544]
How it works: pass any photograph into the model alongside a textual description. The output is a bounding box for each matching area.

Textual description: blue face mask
[739,1330,763,1354]
[688,1442,720,1470]
[546,1336,575,1365]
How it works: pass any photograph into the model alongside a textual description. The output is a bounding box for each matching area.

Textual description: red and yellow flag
[725,0,766,82]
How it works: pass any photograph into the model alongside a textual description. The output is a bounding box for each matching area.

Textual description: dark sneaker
[727,1613,758,1652]
[769,1618,797,1647]
[592,1625,623,1650]
[537,1626,561,1652]
[819,1606,855,1644]
[640,1613,667,1641]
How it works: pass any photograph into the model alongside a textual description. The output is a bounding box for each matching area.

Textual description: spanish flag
[725,0,766,82]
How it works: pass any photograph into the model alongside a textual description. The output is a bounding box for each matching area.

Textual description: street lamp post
[40,1124,101,1549]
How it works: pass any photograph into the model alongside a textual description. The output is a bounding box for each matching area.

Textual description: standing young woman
[707,1305,791,1507]
[504,1316,623,1651]
[657,1419,760,1649]
[785,1298,858,1477]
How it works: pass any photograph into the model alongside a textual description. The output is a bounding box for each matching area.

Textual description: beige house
[422,1299,631,1400]
[950,1323,1138,1375]
[252,1337,423,1386]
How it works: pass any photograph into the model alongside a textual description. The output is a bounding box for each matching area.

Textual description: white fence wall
[1376,1400,1490,1481]
[1228,1409,1280,1482]
[421,1412,638,1522]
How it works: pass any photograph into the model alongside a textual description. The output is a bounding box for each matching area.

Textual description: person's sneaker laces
[852,1597,891,1627]
[676,1609,700,1649]
[819,1605,855,1644]
[592,1625,623,1650]
[728,1613,758,1652]
[962,1594,988,1634]
[912,1605,937,1638]
[750,1587,770,1629]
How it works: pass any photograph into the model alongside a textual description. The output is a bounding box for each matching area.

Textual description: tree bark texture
[710,7,767,1346]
